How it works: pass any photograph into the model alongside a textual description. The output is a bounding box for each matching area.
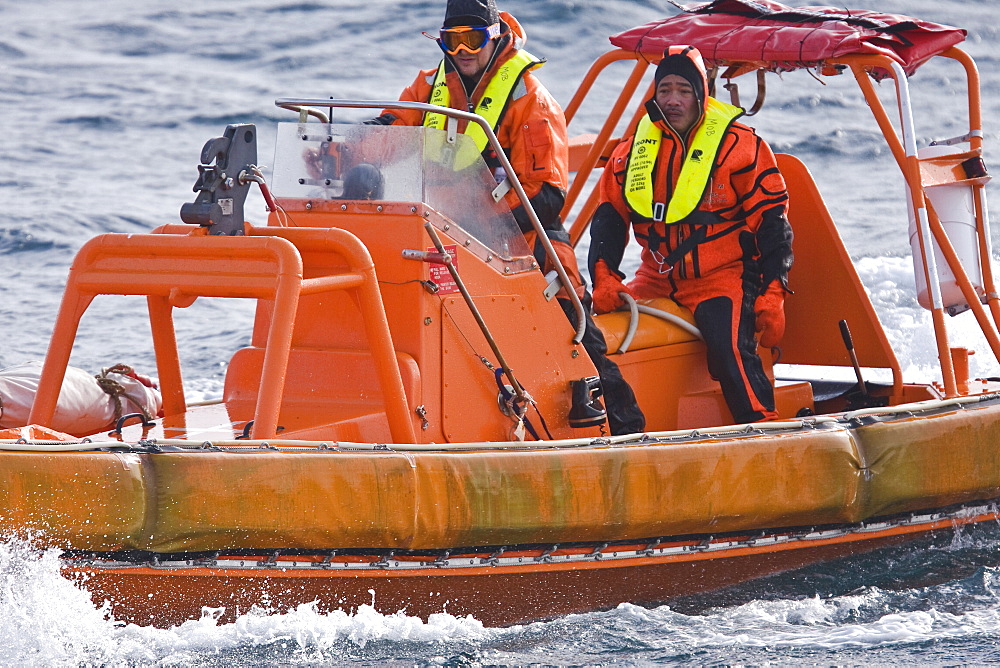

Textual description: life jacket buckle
[653,202,665,222]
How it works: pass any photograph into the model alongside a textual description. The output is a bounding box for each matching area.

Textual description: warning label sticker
[428,245,459,295]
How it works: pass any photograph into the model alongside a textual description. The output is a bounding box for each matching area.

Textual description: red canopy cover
[610,0,966,77]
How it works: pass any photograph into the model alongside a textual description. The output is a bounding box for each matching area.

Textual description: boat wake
[5,521,1000,666]
[797,255,999,381]
[0,538,119,665]
[0,535,496,666]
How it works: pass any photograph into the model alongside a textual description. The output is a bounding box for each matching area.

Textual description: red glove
[592,259,634,314]
[754,281,786,348]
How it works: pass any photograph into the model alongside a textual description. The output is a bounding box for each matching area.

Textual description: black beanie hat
[443,0,499,27]
[654,48,705,103]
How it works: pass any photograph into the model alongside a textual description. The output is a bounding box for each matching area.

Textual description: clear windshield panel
[271,122,531,260]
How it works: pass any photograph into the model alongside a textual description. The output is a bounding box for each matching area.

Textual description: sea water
[3,0,1000,664]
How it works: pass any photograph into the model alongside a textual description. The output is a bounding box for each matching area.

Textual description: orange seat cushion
[593,298,699,354]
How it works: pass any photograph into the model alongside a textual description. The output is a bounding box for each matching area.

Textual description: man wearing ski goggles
[438,23,501,56]
[364,0,647,436]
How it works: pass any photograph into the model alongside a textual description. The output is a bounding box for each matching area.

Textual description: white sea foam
[0,537,494,666]
[612,590,1000,652]
[107,603,490,665]
[4,534,1000,664]
[856,255,1000,380]
[0,538,118,665]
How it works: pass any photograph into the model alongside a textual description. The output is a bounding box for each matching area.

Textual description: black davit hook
[179,124,258,236]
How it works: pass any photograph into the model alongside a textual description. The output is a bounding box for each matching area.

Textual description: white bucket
[907,144,984,313]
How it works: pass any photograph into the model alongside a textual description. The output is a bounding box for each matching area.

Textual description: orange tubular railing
[941,47,1000,332]
[840,51,1000,393]
[839,54,957,396]
[247,226,416,444]
[30,229,416,443]
[561,50,653,245]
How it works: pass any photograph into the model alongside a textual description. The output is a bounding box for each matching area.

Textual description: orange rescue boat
[3,1,1000,627]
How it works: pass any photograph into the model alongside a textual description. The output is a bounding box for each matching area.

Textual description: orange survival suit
[588,46,793,424]
[368,10,645,434]
[371,13,567,246]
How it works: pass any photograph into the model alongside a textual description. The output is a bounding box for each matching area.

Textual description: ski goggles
[438,23,500,55]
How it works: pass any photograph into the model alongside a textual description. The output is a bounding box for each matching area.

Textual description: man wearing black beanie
[366,0,645,435]
[588,45,794,425]
[367,0,563,234]
[442,0,499,28]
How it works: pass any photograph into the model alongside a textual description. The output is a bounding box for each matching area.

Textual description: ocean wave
[0,229,60,255]
[56,115,125,131]
[3,520,1000,666]
[0,538,119,666]
[0,536,497,666]
[263,2,333,15]
[0,41,27,59]
[780,130,891,159]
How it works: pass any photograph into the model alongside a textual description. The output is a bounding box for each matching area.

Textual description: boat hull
[9,395,1000,626]
[69,505,995,627]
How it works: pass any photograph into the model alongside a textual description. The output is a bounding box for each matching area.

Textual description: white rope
[618,293,641,353]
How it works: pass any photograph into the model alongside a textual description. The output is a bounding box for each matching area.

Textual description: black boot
[559,295,646,436]
[568,376,607,429]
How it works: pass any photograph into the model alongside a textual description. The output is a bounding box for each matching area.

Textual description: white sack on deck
[0,361,162,435]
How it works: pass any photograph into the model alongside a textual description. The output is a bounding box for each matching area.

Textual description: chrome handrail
[274,97,587,344]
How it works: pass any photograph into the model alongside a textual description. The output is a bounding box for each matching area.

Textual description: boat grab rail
[274,97,587,344]
[11,393,999,454]
[3,417,841,452]
[0,440,129,452]
[838,53,1000,389]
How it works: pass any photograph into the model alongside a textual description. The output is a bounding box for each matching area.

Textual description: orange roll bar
[31,234,305,438]
[248,226,417,444]
[843,52,1000,377]
[31,229,417,443]
[940,47,1000,333]
[147,295,185,416]
[562,51,652,244]
[843,54,960,393]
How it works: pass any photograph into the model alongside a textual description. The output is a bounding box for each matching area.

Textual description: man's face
[655,74,700,136]
[451,38,496,79]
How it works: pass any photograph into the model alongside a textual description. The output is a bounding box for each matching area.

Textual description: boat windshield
[271,122,531,259]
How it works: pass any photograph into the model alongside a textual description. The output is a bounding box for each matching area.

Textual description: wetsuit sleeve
[365,70,435,127]
[511,182,566,233]
[587,144,633,283]
[496,74,570,220]
[362,113,398,126]
[758,207,794,291]
[730,132,793,291]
